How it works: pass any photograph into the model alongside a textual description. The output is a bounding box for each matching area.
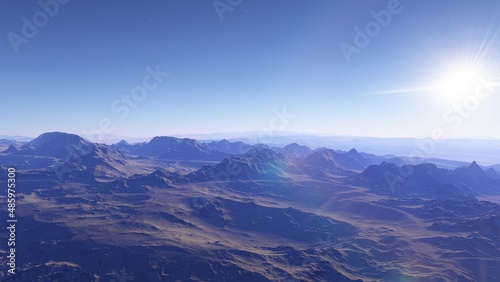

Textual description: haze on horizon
[2,1,500,140]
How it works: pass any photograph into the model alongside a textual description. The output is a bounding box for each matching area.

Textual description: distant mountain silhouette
[486,167,500,179]
[189,147,293,182]
[123,136,229,161]
[15,132,96,159]
[355,161,500,196]
[298,148,371,178]
[3,145,20,154]
[109,139,148,159]
[2,132,129,180]
[275,143,313,160]
[205,139,254,155]
[0,139,23,151]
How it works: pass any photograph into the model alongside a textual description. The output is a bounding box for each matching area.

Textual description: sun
[434,65,485,103]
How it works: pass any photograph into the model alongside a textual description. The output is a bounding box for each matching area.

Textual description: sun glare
[434,66,485,103]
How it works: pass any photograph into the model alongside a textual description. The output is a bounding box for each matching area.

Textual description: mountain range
[0,132,499,281]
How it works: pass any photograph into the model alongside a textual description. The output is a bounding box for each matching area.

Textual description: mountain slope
[189,147,294,183]
[2,132,131,180]
[355,161,500,196]
[276,143,313,160]
[298,148,370,178]
[129,136,228,161]
[205,139,254,155]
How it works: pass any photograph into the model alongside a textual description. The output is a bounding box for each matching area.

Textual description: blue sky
[2,0,500,140]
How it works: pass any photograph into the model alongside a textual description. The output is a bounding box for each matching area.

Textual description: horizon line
[2,131,500,143]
